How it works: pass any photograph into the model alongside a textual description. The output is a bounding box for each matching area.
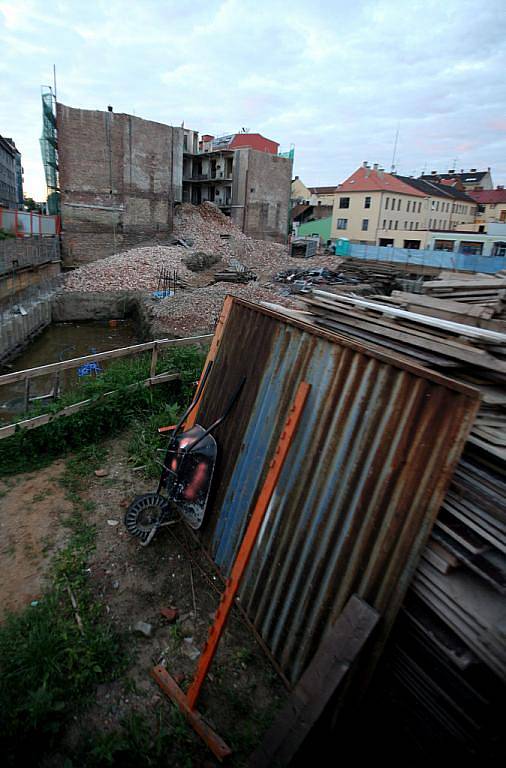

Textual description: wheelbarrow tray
[163,425,217,530]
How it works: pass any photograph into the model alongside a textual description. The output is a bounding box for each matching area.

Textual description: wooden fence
[0,334,212,439]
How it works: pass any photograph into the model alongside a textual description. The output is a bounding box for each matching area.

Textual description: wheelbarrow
[124,364,245,545]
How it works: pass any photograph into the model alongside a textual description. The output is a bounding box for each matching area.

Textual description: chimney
[431,170,437,175]
[470,168,477,172]
[362,161,369,168]
[107,105,113,112]
[448,169,455,174]
[373,163,379,170]
[378,167,384,179]
[497,185,504,190]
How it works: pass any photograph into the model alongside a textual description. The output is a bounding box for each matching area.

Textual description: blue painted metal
[339,242,506,273]
[195,300,479,685]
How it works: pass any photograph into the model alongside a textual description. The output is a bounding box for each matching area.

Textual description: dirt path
[0,434,284,764]
[0,461,72,618]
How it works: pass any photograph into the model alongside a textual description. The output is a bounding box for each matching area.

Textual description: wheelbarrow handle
[181,376,246,455]
[168,360,214,442]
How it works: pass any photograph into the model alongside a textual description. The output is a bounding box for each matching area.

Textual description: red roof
[468,189,506,204]
[229,133,279,154]
[338,166,426,197]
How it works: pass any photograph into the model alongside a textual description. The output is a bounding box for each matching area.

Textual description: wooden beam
[185,297,234,430]
[0,334,212,387]
[150,666,232,761]
[248,595,379,768]
[0,372,180,439]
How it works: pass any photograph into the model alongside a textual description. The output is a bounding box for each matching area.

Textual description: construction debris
[182,251,220,272]
[213,259,256,284]
[293,284,506,746]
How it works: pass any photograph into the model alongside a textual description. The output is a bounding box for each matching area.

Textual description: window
[407,201,410,212]
[415,222,418,230]
[404,221,408,228]
[336,218,348,229]
[418,202,422,213]
[435,201,439,211]
[339,197,350,209]
[394,221,398,230]
[398,199,401,211]
[362,219,369,231]
[385,197,390,210]
[391,198,395,209]
[383,219,387,228]
[388,220,392,230]
[364,196,371,208]
[409,222,413,230]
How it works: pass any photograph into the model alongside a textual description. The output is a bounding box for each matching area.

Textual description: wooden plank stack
[421,272,506,316]
[299,283,506,759]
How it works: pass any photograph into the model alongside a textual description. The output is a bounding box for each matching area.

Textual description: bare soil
[0,461,72,618]
[0,433,285,765]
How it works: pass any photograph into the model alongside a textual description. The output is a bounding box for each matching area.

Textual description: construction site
[0,91,505,768]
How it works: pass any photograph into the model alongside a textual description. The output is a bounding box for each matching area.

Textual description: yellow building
[331,163,477,248]
[469,189,506,230]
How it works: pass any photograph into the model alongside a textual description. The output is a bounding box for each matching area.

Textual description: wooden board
[248,595,379,768]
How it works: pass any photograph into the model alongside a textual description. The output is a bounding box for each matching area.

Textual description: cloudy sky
[1,0,505,200]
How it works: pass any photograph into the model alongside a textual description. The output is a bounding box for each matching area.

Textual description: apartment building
[183,131,291,243]
[469,188,506,230]
[331,163,477,249]
[330,164,427,245]
[0,135,23,210]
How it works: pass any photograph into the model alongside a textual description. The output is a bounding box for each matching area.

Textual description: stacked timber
[300,288,506,760]
[421,273,506,316]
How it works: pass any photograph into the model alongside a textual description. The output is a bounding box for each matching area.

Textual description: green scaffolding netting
[40,87,60,215]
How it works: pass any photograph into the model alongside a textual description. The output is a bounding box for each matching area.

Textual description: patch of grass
[127,404,181,478]
[68,710,197,768]
[0,346,206,477]
[0,446,126,767]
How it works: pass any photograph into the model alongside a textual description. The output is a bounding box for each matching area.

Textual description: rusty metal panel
[195,298,480,685]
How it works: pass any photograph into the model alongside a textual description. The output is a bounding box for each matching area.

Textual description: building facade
[183,132,291,243]
[330,163,477,249]
[469,188,506,230]
[0,135,22,210]
[57,104,184,265]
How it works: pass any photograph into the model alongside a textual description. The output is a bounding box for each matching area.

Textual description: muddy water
[0,320,139,422]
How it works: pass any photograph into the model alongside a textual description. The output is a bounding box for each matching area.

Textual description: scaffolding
[40,86,60,215]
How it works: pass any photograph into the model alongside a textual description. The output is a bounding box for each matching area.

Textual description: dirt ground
[0,461,72,618]
[0,433,285,765]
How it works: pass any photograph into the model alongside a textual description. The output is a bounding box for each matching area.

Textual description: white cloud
[1,0,505,200]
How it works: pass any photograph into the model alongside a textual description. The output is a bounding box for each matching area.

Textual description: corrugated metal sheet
[195,299,480,685]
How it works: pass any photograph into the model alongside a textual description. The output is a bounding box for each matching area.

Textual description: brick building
[57,104,184,265]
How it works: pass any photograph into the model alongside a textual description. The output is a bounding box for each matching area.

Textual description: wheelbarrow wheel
[124,493,173,542]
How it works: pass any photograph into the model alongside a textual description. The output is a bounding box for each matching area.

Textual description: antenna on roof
[390,122,400,173]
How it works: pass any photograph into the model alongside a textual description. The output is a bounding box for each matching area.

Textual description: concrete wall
[0,298,52,365]
[231,148,291,242]
[57,104,184,266]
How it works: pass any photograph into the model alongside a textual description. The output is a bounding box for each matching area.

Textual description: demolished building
[54,102,292,266]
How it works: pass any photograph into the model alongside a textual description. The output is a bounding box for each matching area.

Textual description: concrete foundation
[0,298,52,365]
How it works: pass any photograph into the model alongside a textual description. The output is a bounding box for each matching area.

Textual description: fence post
[150,342,158,380]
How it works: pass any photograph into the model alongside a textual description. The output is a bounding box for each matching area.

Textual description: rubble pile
[64,246,192,292]
[151,281,297,335]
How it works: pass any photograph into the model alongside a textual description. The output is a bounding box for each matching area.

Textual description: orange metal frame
[151,379,311,760]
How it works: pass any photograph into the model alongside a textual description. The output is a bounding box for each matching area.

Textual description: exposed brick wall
[230,149,291,243]
[57,104,184,265]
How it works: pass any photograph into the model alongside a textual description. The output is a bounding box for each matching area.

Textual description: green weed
[0,346,206,477]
